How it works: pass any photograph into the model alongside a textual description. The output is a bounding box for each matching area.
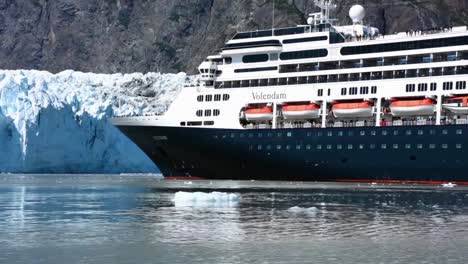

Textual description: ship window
[187,121,203,126]
[234,67,278,73]
[348,131,354,136]
[317,145,322,150]
[204,121,214,126]
[258,133,263,138]
[327,89,331,96]
[341,88,347,95]
[287,132,292,137]
[371,131,376,136]
[180,122,186,126]
[318,89,323,97]
[456,129,462,135]
[442,144,448,149]
[282,36,328,44]
[418,130,424,135]
[306,144,311,150]
[393,130,399,136]
[359,144,364,150]
[337,144,343,150]
[243,54,269,63]
[224,40,281,50]
[443,82,453,90]
[286,145,291,150]
[223,94,230,101]
[360,86,369,94]
[224,57,232,64]
[248,133,253,138]
[456,81,467,90]
[257,145,263,150]
[406,84,416,92]
[382,130,388,136]
[429,144,436,149]
[430,129,436,135]
[442,129,448,135]
[205,95,213,101]
[371,86,377,94]
[259,79,268,86]
[418,83,428,92]
[456,144,462,149]
[381,144,387,149]
[318,132,323,137]
[393,144,399,149]
[327,131,333,137]
[370,144,376,149]
[405,144,411,149]
[347,144,353,150]
[430,83,437,91]
[277,145,282,150]
[406,130,412,135]
[269,78,278,86]
[280,49,328,60]
[196,110,203,117]
[338,131,344,136]
[417,144,423,149]
[360,131,366,136]
[327,144,332,150]
[277,132,283,137]
[213,110,220,116]
[296,145,302,150]
[349,87,358,95]
[266,145,272,150]
[214,94,221,101]
[197,95,204,102]
[205,109,212,116]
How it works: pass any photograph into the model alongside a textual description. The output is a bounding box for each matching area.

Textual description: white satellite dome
[349,5,365,23]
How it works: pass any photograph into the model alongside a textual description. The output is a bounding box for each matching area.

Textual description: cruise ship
[113,1,468,184]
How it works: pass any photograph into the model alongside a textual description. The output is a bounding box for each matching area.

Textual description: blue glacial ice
[0,70,187,174]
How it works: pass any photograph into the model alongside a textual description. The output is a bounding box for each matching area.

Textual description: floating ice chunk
[173,191,240,207]
[287,206,319,216]
[442,182,457,188]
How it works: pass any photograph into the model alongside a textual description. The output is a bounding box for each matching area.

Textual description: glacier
[0,69,189,174]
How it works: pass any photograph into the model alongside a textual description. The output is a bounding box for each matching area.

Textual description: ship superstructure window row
[215,67,466,89]
[197,94,230,102]
[280,49,328,60]
[196,109,221,117]
[282,36,328,44]
[232,26,309,40]
[278,51,468,74]
[341,35,468,55]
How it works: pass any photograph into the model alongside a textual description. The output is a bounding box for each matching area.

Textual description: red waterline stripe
[333,179,468,185]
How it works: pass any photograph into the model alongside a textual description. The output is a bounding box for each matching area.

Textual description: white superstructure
[113,1,468,130]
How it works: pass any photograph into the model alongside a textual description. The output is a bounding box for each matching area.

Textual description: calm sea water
[0,174,468,264]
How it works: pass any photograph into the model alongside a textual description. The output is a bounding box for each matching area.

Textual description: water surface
[0,174,467,263]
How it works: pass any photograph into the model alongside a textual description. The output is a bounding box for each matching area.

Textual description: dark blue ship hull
[116,125,468,184]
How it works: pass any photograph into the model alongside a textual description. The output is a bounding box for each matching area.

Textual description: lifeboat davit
[282,102,320,120]
[332,101,374,118]
[443,96,468,114]
[245,105,273,121]
[390,98,435,116]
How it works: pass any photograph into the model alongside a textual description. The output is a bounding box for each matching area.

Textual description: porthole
[456,129,463,135]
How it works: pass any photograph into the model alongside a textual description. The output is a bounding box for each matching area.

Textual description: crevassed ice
[0,69,188,174]
[173,191,241,207]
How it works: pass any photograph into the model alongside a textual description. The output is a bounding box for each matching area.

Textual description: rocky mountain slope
[0,0,467,74]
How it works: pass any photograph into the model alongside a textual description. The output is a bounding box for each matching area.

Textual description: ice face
[0,70,188,174]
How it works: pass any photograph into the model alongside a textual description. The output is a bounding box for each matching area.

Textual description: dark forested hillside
[0,0,467,74]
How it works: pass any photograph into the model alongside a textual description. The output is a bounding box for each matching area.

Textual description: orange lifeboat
[245,105,273,121]
[390,98,435,116]
[282,102,320,120]
[332,101,374,118]
[443,96,468,114]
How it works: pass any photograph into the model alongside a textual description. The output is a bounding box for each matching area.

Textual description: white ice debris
[287,206,319,216]
[173,191,241,207]
[442,182,457,188]
[0,69,188,173]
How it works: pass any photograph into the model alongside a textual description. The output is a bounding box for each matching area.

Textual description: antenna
[272,0,275,29]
